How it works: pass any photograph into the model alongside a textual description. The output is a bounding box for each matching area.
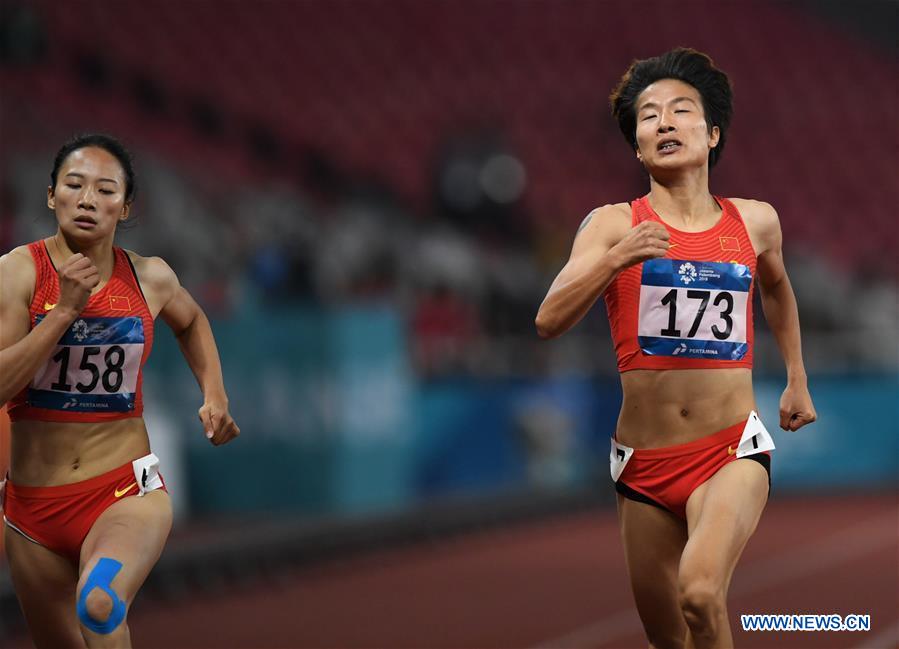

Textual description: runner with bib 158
[0,134,239,649]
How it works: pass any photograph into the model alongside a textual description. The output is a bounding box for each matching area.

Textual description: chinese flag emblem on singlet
[109,295,131,311]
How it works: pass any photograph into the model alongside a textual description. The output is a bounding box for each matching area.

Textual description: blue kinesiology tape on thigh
[76,558,127,634]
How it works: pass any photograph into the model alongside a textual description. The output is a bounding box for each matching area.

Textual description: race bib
[609,438,634,482]
[28,316,145,412]
[734,410,776,458]
[638,259,751,360]
[132,453,164,496]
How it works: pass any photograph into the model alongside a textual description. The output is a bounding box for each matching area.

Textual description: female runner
[0,133,239,648]
[536,49,816,649]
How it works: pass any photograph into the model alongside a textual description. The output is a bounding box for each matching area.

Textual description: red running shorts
[3,454,166,563]
[612,417,771,519]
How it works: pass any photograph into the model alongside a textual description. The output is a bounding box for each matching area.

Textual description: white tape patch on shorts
[609,439,635,482]
[735,410,776,458]
[132,453,164,496]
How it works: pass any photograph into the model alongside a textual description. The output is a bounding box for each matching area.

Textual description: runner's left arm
[146,257,240,446]
[754,202,816,431]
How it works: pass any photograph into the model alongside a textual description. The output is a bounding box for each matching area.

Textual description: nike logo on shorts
[727,445,737,456]
[114,482,137,498]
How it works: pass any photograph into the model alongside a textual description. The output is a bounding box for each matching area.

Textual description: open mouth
[658,139,682,153]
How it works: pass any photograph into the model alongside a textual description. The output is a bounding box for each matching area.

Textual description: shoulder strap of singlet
[116,248,150,307]
[630,196,656,226]
[715,196,743,224]
[27,240,55,272]
[25,241,55,311]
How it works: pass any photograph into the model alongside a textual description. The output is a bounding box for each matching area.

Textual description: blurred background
[1,0,896,647]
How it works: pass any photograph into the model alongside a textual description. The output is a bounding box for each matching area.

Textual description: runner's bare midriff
[617,368,755,449]
[9,418,150,487]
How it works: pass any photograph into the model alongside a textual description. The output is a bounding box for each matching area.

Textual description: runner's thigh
[681,459,769,592]
[618,495,689,648]
[5,525,85,649]
[78,490,173,604]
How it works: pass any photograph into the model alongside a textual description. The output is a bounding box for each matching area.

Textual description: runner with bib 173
[535,48,816,649]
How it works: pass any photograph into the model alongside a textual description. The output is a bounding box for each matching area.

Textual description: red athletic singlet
[604,196,757,372]
[8,241,154,423]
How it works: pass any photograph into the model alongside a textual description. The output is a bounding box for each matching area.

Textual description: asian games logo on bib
[72,319,89,342]
[678,262,698,285]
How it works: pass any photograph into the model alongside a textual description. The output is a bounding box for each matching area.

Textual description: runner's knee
[83,588,114,623]
[678,577,724,633]
[76,558,127,634]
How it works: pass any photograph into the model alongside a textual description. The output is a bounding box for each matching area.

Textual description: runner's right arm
[535,204,670,339]
[0,248,97,406]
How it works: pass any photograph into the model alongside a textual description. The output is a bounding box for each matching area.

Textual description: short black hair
[50,133,137,202]
[609,48,733,168]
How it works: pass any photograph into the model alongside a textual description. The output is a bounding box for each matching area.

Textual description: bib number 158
[49,345,127,393]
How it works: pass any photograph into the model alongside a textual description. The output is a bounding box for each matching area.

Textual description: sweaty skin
[0,147,239,488]
[1,142,241,649]
[3,249,211,485]
[536,80,814,448]
[538,200,767,449]
[537,72,816,649]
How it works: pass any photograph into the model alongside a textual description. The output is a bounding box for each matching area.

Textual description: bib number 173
[637,258,750,360]
[659,289,734,340]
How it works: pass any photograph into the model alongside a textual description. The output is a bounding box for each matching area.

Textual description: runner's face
[633,79,720,172]
[48,147,130,243]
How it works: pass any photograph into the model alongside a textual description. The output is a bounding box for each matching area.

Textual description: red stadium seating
[5,0,896,276]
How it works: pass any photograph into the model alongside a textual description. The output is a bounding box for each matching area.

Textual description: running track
[8,493,898,648]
